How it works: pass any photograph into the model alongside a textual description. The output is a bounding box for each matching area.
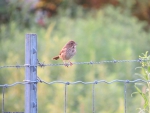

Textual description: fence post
[25,34,37,113]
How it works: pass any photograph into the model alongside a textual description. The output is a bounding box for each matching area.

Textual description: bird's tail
[53,56,59,60]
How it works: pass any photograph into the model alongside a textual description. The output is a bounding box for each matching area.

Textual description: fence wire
[0,59,149,69]
[124,82,127,113]
[1,79,150,113]
[92,83,96,113]
[0,59,150,113]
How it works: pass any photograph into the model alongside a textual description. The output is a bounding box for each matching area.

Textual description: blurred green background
[0,0,150,112]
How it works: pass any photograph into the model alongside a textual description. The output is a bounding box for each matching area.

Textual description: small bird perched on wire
[52,40,77,67]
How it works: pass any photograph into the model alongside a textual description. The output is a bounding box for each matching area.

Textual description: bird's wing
[59,47,67,55]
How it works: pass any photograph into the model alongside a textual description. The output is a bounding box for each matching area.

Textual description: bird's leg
[63,60,69,67]
[69,60,73,66]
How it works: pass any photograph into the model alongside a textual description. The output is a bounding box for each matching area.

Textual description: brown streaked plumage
[53,40,77,66]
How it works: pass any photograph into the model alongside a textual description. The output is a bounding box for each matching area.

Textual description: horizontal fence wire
[1,79,150,113]
[0,79,149,88]
[0,59,149,69]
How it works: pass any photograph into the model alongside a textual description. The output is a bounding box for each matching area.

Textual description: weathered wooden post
[25,34,37,113]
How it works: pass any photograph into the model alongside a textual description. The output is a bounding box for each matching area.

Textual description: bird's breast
[65,46,76,60]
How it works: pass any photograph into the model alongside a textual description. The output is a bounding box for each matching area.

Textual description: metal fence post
[25,34,37,113]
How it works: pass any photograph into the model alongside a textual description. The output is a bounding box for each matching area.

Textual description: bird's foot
[63,61,73,67]
[64,63,69,67]
[70,62,73,66]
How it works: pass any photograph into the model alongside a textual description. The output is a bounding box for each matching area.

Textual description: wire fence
[1,79,150,113]
[0,59,150,113]
[0,58,148,69]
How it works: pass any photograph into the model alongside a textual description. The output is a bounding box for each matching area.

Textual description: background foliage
[0,0,150,113]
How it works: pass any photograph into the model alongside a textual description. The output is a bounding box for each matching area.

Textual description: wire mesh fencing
[1,78,150,113]
[0,59,150,113]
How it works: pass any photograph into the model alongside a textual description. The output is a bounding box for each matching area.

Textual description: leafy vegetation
[132,52,150,113]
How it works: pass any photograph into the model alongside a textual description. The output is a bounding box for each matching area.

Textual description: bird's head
[67,40,77,47]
